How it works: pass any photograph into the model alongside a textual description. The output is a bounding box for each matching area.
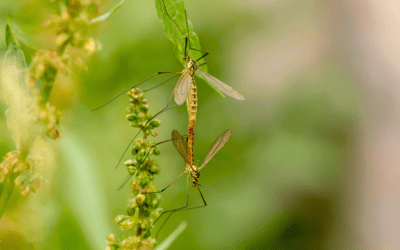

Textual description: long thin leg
[117,138,173,190]
[196,61,208,67]
[155,175,190,238]
[142,171,186,194]
[117,134,189,191]
[144,183,207,243]
[190,48,209,62]
[113,91,176,170]
[91,71,181,111]
[138,174,190,246]
[143,74,181,93]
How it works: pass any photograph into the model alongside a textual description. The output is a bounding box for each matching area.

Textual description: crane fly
[162,0,245,105]
[92,0,244,111]
[139,129,232,242]
[93,0,244,171]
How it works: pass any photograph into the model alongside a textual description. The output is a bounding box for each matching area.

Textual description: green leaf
[5,24,19,49]
[59,133,114,249]
[154,0,206,68]
[7,15,40,50]
[154,0,225,97]
[156,220,187,250]
[89,0,125,24]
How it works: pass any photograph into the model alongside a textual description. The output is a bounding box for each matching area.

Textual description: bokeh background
[1,0,400,249]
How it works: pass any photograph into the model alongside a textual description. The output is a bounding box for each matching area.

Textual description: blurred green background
[0,0,365,249]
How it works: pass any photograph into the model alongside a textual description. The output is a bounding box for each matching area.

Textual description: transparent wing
[172,130,190,164]
[197,69,245,100]
[199,129,232,170]
[173,70,193,105]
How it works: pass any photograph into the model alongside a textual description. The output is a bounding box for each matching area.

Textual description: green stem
[19,145,31,161]
[38,65,58,107]
[0,179,15,219]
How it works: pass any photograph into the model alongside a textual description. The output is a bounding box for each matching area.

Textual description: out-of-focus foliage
[0,0,361,249]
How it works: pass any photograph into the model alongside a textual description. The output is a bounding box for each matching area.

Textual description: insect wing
[173,71,193,105]
[199,129,232,170]
[172,130,190,164]
[197,69,245,100]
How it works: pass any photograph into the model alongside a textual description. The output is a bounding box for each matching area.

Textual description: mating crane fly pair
[92,0,244,243]
[92,0,244,165]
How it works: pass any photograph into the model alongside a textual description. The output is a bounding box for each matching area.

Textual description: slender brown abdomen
[187,82,197,167]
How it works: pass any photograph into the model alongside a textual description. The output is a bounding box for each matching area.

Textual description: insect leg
[117,138,173,191]
[196,61,208,67]
[142,170,186,195]
[139,175,190,246]
[117,133,189,191]
[113,91,176,170]
[92,71,180,111]
[190,48,209,62]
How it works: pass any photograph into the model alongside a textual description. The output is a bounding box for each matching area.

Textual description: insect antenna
[161,0,189,57]
[184,9,190,57]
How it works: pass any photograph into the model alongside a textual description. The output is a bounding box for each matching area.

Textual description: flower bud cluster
[0,0,103,201]
[0,151,40,196]
[125,88,161,137]
[106,234,156,250]
[43,0,101,55]
[107,88,162,250]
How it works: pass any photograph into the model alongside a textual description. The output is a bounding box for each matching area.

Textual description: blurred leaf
[154,0,224,97]
[156,220,187,250]
[2,24,39,150]
[89,0,125,24]
[7,15,40,50]
[59,133,113,249]
[5,24,17,49]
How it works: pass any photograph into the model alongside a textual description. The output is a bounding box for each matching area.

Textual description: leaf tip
[5,23,19,49]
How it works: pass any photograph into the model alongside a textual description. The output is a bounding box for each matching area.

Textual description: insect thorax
[186,164,200,179]
[185,58,197,76]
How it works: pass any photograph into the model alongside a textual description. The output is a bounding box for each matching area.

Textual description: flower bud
[127,166,137,175]
[106,234,117,245]
[140,105,149,112]
[126,114,136,121]
[55,33,70,47]
[124,159,135,167]
[149,164,158,174]
[149,120,161,128]
[153,147,160,155]
[136,194,145,206]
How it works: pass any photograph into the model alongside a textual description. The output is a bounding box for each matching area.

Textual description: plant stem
[39,66,58,107]
[0,179,15,219]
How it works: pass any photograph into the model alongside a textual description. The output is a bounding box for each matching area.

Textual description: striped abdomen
[187,82,197,166]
